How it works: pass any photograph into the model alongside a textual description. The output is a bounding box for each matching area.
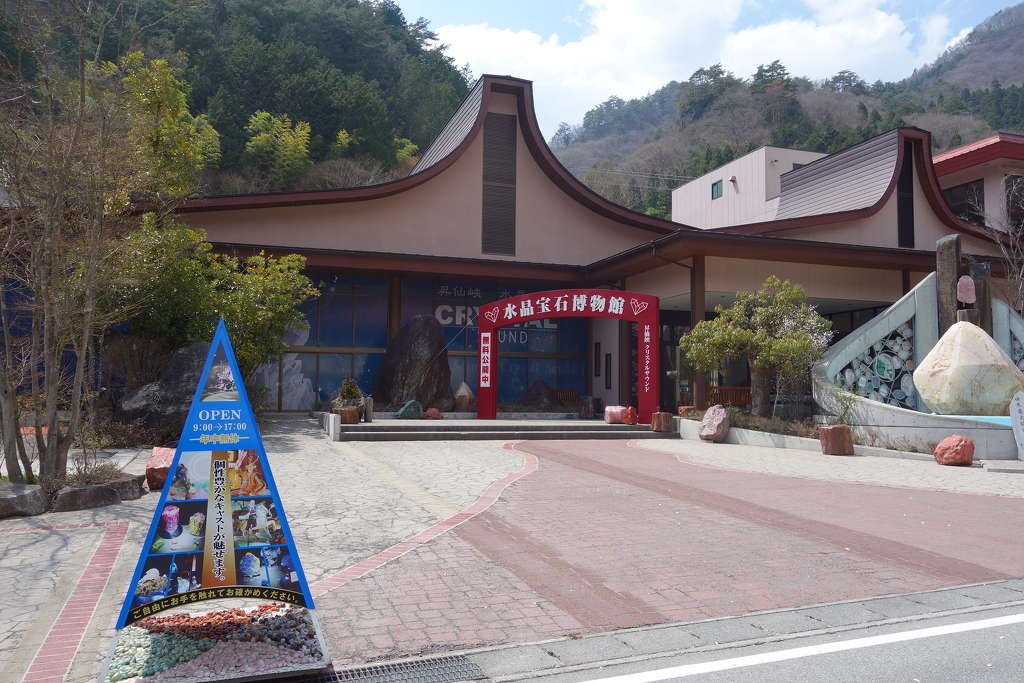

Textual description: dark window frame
[604,353,612,389]
[711,179,723,200]
[941,178,985,226]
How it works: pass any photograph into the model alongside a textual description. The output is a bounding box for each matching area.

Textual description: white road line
[584,612,1024,683]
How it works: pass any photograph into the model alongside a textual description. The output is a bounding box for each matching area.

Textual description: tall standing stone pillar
[935,234,961,338]
[970,261,993,336]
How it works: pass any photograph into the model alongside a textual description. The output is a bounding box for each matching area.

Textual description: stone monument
[913,321,1024,415]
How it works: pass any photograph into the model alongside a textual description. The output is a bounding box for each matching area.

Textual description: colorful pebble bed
[104,604,327,682]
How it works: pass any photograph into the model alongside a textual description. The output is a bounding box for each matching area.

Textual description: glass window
[711,179,723,200]
[352,353,384,396]
[317,354,352,406]
[499,358,528,403]
[558,358,586,394]
[318,294,354,347]
[941,179,984,224]
[251,360,280,412]
[280,353,317,411]
[354,293,388,347]
[1007,175,1024,228]
[528,358,557,390]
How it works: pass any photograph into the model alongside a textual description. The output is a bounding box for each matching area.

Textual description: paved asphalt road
[567,607,1024,683]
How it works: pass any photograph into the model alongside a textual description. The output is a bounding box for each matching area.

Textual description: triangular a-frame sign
[117,319,314,628]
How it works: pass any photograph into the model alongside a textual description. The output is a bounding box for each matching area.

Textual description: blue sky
[395,1,1018,135]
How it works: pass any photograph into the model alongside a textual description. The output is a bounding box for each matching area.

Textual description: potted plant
[331,378,371,423]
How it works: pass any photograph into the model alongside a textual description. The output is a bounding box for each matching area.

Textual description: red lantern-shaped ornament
[624,406,638,425]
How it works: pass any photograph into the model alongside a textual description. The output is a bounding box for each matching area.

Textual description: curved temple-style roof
[176,75,688,236]
[710,127,998,244]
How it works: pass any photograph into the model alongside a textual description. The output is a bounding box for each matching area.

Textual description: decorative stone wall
[833,319,917,410]
[1011,332,1024,371]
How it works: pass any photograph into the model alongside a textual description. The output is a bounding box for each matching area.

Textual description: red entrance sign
[477,289,660,423]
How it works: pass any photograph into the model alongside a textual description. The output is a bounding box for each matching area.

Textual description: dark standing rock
[699,404,730,442]
[51,485,121,512]
[521,380,560,410]
[934,434,975,466]
[819,424,855,455]
[375,316,451,407]
[395,400,423,419]
[0,482,46,517]
[106,474,148,500]
[119,342,210,426]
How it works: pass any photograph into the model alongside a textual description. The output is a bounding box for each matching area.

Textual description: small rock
[0,481,46,517]
[818,424,855,455]
[453,382,475,412]
[650,412,674,432]
[934,434,975,466]
[51,484,121,512]
[604,406,626,424]
[424,407,443,420]
[106,474,149,500]
[699,404,730,442]
[146,446,175,491]
[394,399,423,419]
[624,406,638,425]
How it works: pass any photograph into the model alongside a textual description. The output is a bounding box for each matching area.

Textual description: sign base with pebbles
[100,602,330,682]
[107,320,328,682]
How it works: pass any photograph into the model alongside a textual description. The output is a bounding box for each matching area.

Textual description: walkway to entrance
[331,419,667,441]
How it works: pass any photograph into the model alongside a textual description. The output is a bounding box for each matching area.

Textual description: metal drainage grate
[284,655,487,683]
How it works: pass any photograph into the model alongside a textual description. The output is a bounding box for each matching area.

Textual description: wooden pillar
[691,255,707,410]
[901,270,911,295]
[935,234,960,338]
[970,261,993,335]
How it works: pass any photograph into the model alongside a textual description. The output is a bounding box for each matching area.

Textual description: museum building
[175,75,1013,413]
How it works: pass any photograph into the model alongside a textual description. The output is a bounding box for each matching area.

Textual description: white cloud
[434,1,963,135]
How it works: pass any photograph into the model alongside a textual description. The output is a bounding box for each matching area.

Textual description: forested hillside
[26,0,472,194]
[553,3,1024,220]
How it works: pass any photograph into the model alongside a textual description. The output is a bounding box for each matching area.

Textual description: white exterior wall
[671,146,825,229]
[938,161,1024,231]
[591,317,621,407]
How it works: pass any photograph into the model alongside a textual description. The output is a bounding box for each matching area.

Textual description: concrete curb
[458,578,1024,681]
[677,417,936,462]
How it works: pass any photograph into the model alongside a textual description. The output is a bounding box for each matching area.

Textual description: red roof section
[933,132,1024,176]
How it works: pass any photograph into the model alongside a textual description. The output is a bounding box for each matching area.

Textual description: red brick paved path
[316,440,1024,666]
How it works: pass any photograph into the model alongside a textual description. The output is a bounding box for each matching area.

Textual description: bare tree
[0,1,209,486]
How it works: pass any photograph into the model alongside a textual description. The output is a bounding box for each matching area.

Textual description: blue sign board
[116,320,314,628]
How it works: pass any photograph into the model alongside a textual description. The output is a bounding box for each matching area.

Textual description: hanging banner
[116,320,314,629]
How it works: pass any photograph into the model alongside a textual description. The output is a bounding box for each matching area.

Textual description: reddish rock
[146,447,175,492]
[699,405,730,442]
[956,275,976,304]
[424,407,443,420]
[651,412,674,432]
[339,406,360,424]
[818,424,855,455]
[934,434,975,466]
[604,406,626,424]
[624,406,638,425]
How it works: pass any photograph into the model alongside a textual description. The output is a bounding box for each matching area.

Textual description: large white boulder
[913,321,1024,416]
